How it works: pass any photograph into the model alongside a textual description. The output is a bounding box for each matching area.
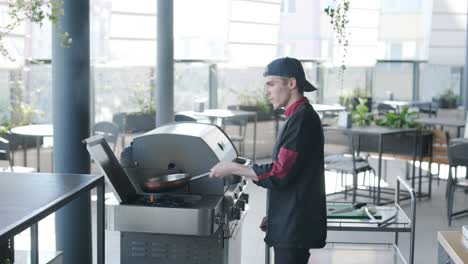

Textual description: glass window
[420,65,462,102]
[232,1,280,24]
[374,62,413,101]
[288,0,296,13]
[110,14,156,39]
[382,0,421,12]
[402,41,416,59]
[175,0,229,59]
[109,39,155,65]
[281,0,296,13]
[229,23,279,44]
[110,0,156,14]
[390,43,402,59]
[174,63,209,111]
[0,70,10,122]
[228,43,277,66]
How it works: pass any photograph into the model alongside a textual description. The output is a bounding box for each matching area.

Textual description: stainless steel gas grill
[84,122,250,264]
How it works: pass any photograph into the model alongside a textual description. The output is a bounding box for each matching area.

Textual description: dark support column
[366,67,374,103]
[209,64,218,109]
[156,0,174,126]
[412,62,420,101]
[90,66,95,131]
[52,1,92,263]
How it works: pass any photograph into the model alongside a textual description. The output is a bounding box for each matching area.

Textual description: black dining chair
[377,103,397,115]
[446,140,468,226]
[0,136,36,173]
[324,128,376,203]
[174,114,197,122]
[93,121,120,152]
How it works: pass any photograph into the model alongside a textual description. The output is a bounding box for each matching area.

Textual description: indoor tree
[0,0,71,60]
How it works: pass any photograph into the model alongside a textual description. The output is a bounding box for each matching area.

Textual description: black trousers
[274,247,310,264]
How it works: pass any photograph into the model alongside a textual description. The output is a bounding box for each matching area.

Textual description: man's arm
[209,161,258,181]
[252,114,314,190]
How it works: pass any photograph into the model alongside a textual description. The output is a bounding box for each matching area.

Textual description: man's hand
[209,161,239,178]
[210,161,259,181]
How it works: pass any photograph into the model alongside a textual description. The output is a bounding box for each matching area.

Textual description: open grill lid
[84,135,138,203]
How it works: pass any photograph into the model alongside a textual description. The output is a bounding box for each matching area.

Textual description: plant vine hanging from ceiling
[324,0,350,84]
[0,0,71,61]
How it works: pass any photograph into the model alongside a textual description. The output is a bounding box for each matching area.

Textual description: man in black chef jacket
[210,57,326,264]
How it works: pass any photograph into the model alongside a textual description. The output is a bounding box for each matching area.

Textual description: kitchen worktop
[438,231,468,264]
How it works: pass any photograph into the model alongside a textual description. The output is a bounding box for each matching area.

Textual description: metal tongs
[330,202,367,215]
[363,206,398,227]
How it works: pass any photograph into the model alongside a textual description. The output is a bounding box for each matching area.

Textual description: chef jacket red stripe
[257,147,298,181]
[285,97,309,118]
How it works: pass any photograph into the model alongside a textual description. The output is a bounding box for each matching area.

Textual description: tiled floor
[8,150,468,264]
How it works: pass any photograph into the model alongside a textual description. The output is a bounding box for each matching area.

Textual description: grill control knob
[231,207,241,220]
[215,215,226,225]
[239,193,249,204]
[237,200,246,211]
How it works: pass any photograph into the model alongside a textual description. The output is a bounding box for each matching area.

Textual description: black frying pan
[143,172,210,192]
[142,157,251,192]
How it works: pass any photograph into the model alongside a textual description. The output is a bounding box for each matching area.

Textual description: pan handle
[190,172,211,181]
[234,157,252,166]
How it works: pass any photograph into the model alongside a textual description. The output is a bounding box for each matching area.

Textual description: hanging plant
[324,0,350,82]
[0,0,72,61]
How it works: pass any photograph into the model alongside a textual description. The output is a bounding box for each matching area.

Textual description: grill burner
[147,195,187,207]
[135,194,200,208]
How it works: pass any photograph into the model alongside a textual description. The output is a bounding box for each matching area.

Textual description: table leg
[121,132,126,151]
[97,179,105,264]
[377,135,383,204]
[418,151,423,196]
[31,223,38,264]
[411,133,417,190]
[457,127,461,138]
[428,146,433,197]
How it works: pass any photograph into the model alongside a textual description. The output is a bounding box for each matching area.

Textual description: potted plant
[339,88,372,112]
[113,83,156,133]
[437,89,461,109]
[357,106,432,157]
[0,81,44,150]
[351,99,373,126]
[232,90,274,121]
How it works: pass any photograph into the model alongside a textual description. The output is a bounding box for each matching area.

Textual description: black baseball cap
[263,57,317,92]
